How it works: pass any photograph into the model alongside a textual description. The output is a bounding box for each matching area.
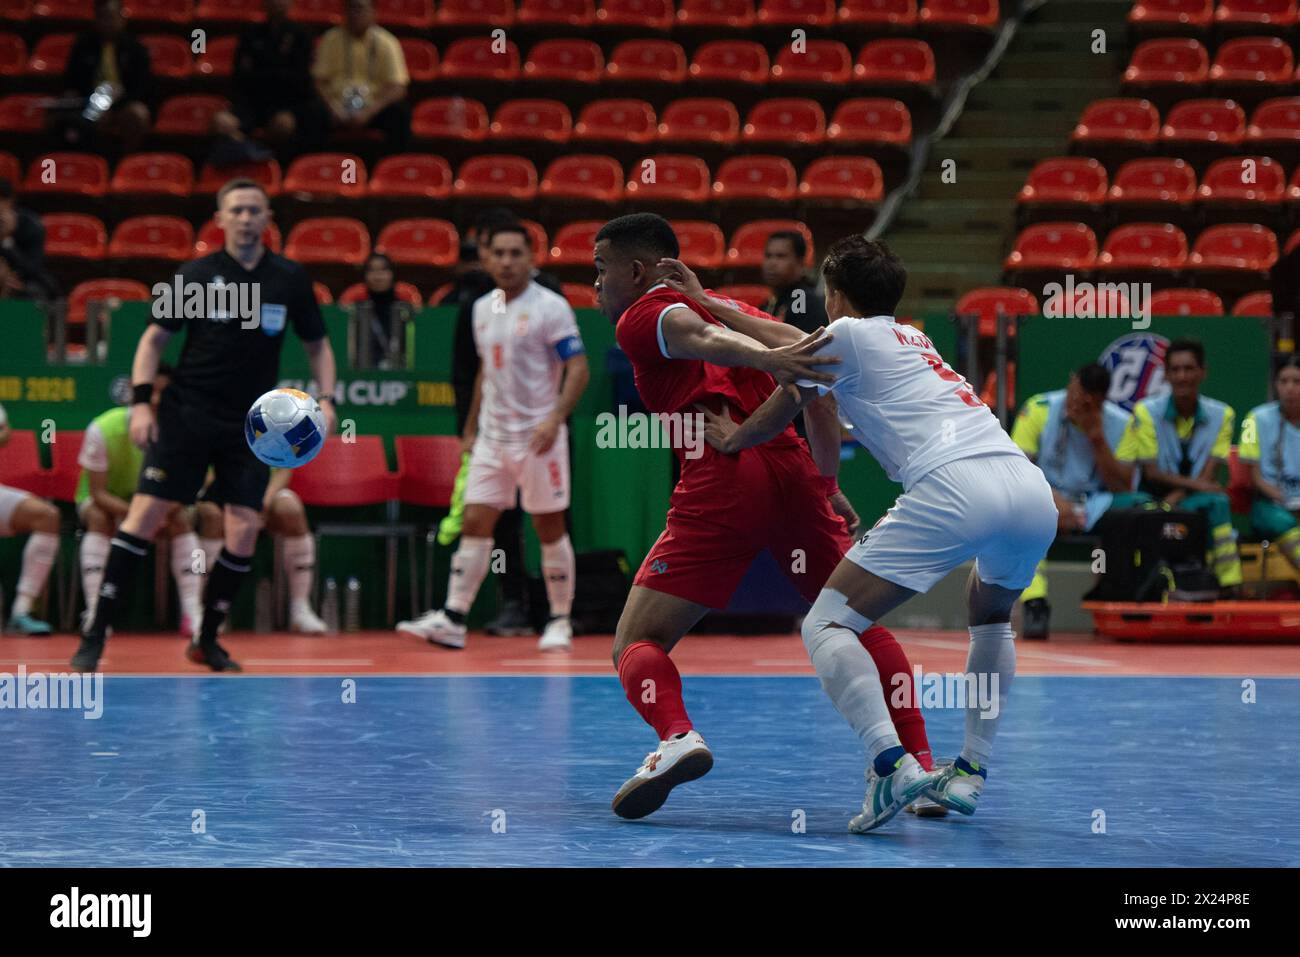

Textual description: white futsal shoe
[537,616,572,652]
[612,730,714,820]
[906,758,950,817]
[396,609,467,649]
[925,760,985,816]
[849,753,935,833]
[289,604,328,635]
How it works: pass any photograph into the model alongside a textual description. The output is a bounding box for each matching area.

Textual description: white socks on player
[541,534,574,619]
[200,536,223,577]
[13,531,58,617]
[170,531,203,623]
[281,533,316,612]
[80,531,111,618]
[446,536,493,615]
[802,588,900,758]
[961,622,1017,768]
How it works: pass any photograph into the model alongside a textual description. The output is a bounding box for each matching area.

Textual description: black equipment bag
[1084,508,1215,602]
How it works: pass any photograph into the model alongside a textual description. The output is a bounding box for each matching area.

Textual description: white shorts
[847,453,1058,593]
[0,484,31,535]
[464,428,570,514]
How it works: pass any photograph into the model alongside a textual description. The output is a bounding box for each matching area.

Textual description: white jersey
[803,315,1023,490]
[473,281,583,446]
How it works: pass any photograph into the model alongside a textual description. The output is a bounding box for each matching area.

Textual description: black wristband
[131,383,152,406]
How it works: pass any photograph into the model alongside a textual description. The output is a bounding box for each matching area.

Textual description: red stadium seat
[155,95,229,136]
[439,37,520,82]
[854,39,936,86]
[712,155,797,202]
[23,152,108,196]
[1017,158,1108,205]
[519,0,597,25]
[598,0,675,29]
[1128,0,1213,28]
[539,154,625,203]
[1123,39,1209,87]
[1231,290,1273,315]
[1291,166,1300,200]
[32,0,92,17]
[26,33,73,75]
[744,98,826,145]
[340,281,424,307]
[1213,0,1297,28]
[110,152,194,197]
[1211,37,1293,86]
[728,220,814,267]
[195,0,265,22]
[193,217,282,256]
[284,152,368,198]
[520,221,549,265]
[772,41,853,85]
[45,429,85,503]
[368,154,453,199]
[0,95,46,133]
[0,429,44,495]
[714,285,771,308]
[375,0,435,27]
[313,282,334,305]
[1247,97,1300,144]
[0,0,32,15]
[658,99,741,144]
[839,0,917,26]
[676,0,755,26]
[798,156,884,203]
[827,98,912,146]
[1004,222,1099,270]
[284,217,371,266]
[490,99,573,142]
[67,279,151,325]
[574,99,657,144]
[523,39,604,84]
[1096,222,1189,271]
[1288,228,1300,254]
[756,0,835,26]
[195,34,238,77]
[1160,99,1247,146]
[1107,158,1197,204]
[453,156,539,200]
[289,435,395,506]
[196,158,282,196]
[1188,223,1279,270]
[674,221,726,269]
[606,40,688,84]
[436,0,514,24]
[624,154,711,203]
[395,435,462,508]
[123,0,191,21]
[0,33,25,76]
[689,41,770,86]
[1071,98,1161,145]
[954,287,1038,337]
[549,221,603,265]
[42,213,106,259]
[920,0,998,28]
[139,34,193,79]
[288,0,343,24]
[107,216,194,261]
[1197,155,1287,203]
[412,97,490,140]
[0,152,17,186]
[1149,288,1224,315]
[398,38,438,81]
[561,283,599,308]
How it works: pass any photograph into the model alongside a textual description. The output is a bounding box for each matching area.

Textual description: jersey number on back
[919,352,982,408]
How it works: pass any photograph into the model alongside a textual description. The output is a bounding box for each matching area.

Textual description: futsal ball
[245,388,327,468]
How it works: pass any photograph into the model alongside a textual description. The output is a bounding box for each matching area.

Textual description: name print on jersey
[151,275,263,330]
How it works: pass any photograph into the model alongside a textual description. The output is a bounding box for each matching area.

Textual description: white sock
[446,536,492,615]
[80,531,111,618]
[540,534,574,618]
[961,622,1017,768]
[281,533,316,609]
[200,536,223,577]
[13,531,58,617]
[170,531,204,622]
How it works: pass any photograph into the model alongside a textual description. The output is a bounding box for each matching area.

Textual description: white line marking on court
[794,843,846,853]
[901,636,1116,667]
[243,659,375,666]
[754,659,813,667]
[91,752,119,757]
[499,659,612,667]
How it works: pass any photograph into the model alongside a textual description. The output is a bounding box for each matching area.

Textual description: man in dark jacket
[0,180,56,301]
[61,0,153,152]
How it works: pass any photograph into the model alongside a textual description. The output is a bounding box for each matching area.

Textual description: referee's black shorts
[137,388,270,511]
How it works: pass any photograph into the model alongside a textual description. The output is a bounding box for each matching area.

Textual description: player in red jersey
[593,213,935,819]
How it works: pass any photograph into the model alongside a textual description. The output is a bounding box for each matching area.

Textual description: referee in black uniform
[72,178,338,672]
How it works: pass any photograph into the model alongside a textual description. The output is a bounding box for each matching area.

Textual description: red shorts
[633,441,853,609]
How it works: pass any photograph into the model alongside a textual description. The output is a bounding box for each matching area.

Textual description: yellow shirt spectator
[311,24,408,106]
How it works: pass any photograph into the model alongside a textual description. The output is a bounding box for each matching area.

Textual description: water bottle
[321,577,339,634]
[82,83,117,122]
[253,579,272,633]
[344,577,361,633]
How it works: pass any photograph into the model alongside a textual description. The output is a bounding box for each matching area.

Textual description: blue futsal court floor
[2,675,1297,867]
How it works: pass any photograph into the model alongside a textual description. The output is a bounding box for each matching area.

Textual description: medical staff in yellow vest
[1238,356,1300,574]
[1011,363,1153,639]
[1116,339,1242,593]
[76,365,204,636]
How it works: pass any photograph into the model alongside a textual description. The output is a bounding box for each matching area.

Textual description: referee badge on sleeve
[261,303,287,336]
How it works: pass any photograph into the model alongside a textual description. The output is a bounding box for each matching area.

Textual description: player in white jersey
[662,235,1057,831]
[0,402,60,635]
[397,224,589,652]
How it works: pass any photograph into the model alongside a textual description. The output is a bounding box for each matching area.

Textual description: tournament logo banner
[1098,333,1169,411]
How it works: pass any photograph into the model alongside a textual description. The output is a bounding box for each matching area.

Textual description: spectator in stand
[352,253,410,369]
[1272,239,1299,329]
[211,0,324,164]
[762,230,826,334]
[311,0,411,150]
[0,180,54,301]
[61,0,153,153]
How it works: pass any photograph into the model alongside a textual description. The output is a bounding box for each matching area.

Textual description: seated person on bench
[1239,356,1300,578]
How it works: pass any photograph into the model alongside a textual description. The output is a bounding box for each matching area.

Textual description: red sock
[617,641,693,740]
[858,624,934,771]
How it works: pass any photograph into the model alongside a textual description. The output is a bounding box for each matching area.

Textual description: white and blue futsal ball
[245,388,327,468]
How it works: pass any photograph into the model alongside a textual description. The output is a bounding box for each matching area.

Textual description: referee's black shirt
[151,249,326,421]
